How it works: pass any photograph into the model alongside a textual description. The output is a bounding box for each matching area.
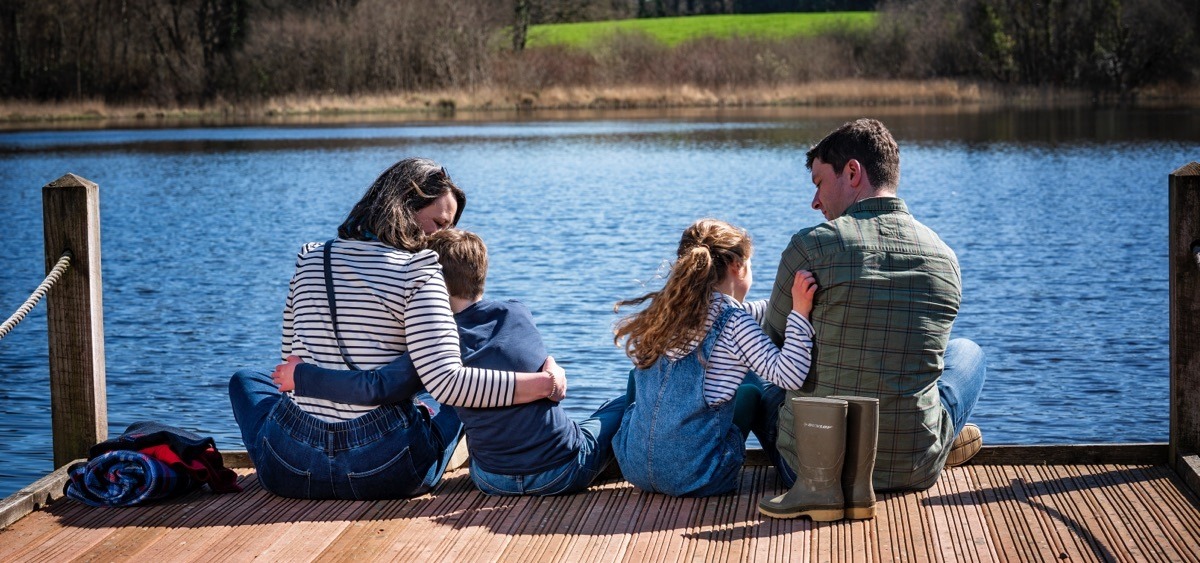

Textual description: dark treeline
[0,0,1195,108]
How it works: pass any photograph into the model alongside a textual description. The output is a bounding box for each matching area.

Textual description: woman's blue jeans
[228,369,462,500]
[469,395,628,496]
[757,337,987,487]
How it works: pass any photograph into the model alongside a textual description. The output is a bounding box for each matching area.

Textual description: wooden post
[42,173,106,468]
[1170,162,1200,495]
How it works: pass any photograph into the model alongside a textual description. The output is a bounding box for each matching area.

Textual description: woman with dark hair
[229,157,565,500]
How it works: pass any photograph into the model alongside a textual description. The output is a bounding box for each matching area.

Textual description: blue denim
[228,369,462,500]
[747,376,795,487]
[758,337,986,488]
[937,338,987,436]
[613,306,745,497]
[469,394,627,496]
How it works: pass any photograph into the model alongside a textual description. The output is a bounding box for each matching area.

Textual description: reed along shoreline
[4,79,1198,129]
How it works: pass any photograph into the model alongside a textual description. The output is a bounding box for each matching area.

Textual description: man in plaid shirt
[760,119,986,495]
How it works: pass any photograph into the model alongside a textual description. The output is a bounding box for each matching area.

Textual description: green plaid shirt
[766,197,961,491]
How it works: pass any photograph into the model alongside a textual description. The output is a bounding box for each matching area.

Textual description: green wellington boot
[829,395,879,520]
[758,397,848,521]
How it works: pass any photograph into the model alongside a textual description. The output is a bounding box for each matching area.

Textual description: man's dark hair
[425,229,487,300]
[805,118,900,191]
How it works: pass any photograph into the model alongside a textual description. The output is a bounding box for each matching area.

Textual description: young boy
[273,229,626,496]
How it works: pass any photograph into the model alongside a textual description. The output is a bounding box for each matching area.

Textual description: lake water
[1,106,1197,499]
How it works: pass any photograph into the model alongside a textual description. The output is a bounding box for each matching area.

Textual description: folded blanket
[89,421,242,494]
[65,450,197,507]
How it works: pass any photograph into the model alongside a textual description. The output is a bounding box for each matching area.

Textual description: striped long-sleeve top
[664,293,814,405]
[282,238,517,422]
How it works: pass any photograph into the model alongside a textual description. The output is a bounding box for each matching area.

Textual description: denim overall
[613,305,745,497]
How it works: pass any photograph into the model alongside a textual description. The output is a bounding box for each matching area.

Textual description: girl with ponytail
[611,218,818,497]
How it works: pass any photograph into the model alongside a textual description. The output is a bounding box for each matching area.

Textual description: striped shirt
[665,293,814,405]
[282,238,517,422]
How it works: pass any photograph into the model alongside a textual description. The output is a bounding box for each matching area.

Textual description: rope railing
[0,251,73,340]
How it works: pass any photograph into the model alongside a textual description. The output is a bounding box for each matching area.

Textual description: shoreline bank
[3,80,1198,130]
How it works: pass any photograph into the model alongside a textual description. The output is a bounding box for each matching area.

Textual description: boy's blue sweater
[294,299,582,474]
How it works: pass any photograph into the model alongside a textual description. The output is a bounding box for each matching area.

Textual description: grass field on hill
[526,12,878,49]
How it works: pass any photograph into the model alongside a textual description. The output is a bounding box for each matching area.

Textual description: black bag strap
[323,239,361,370]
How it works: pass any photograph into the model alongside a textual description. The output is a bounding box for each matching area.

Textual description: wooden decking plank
[568,479,637,562]
[1152,465,1200,536]
[135,487,352,561]
[656,493,695,563]
[0,487,127,562]
[935,466,990,563]
[321,471,482,562]
[669,496,701,563]
[1138,465,1200,562]
[1073,464,1144,563]
[1092,463,1161,562]
[437,494,522,562]
[398,473,495,561]
[557,480,633,562]
[926,468,962,562]
[903,477,937,561]
[546,491,608,562]
[4,461,1200,561]
[497,493,579,562]
[1038,464,1105,561]
[537,492,605,562]
[228,497,364,562]
[1107,464,1175,563]
[982,464,1039,562]
[542,485,607,562]
[708,487,744,561]
[1026,463,1096,561]
[1004,464,1069,560]
[401,474,500,561]
[426,481,525,562]
[1121,465,1196,563]
[1072,464,1142,561]
[218,476,375,563]
[593,480,643,560]
[505,491,582,562]
[1064,464,1126,560]
[1109,464,1192,563]
[721,464,763,562]
[619,486,667,562]
[744,467,775,563]
[1145,464,1200,561]
[965,465,1013,563]
[958,467,998,563]
[11,485,227,563]
[73,473,267,562]
[1016,464,1080,561]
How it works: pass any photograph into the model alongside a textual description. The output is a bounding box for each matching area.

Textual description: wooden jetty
[1,166,1199,561]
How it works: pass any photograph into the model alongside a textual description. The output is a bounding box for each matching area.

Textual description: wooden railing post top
[45,174,98,190]
[1171,162,1200,176]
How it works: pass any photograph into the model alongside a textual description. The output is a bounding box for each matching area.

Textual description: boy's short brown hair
[426,229,487,300]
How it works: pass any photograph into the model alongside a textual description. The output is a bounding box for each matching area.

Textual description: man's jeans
[469,395,627,496]
[758,338,987,487]
[229,369,462,499]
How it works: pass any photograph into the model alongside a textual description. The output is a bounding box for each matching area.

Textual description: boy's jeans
[469,395,627,496]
